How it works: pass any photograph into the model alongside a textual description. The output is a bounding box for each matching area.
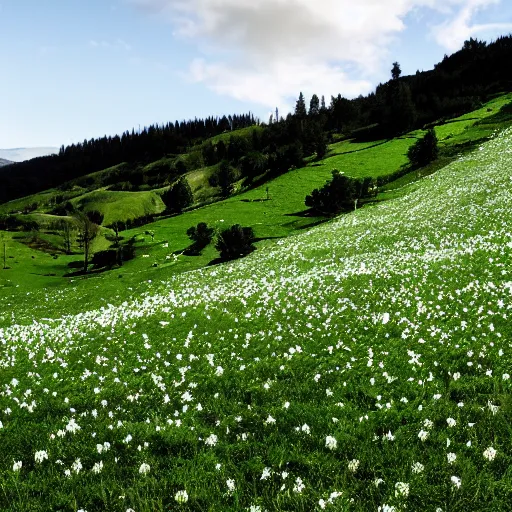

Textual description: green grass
[1,126,512,511]
[71,189,166,226]
[1,93,512,305]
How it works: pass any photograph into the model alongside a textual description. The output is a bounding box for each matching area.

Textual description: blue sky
[1,0,512,150]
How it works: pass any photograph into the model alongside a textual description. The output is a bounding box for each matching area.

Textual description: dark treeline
[2,35,512,205]
[0,113,256,203]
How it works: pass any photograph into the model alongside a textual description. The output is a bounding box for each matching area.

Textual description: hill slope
[0,147,58,162]
[0,125,511,510]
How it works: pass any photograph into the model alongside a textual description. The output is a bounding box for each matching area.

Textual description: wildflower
[483,446,497,461]
[382,312,390,324]
[374,478,384,487]
[447,453,456,464]
[487,401,499,415]
[411,462,424,474]
[12,460,22,472]
[261,467,271,480]
[264,415,276,425]
[175,490,189,503]
[451,476,461,489]
[92,461,103,474]
[215,366,224,376]
[395,481,409,498]
[72,458,83,474]
[424,419,434,429]
[446,418,456,428]
[348,459,360,473]
[34,450,48,463]
[293,477,305,493]
[301,423,310,434]
[383,430,395,441]
[139,463,150,475]
[226,478,236,493]
[205,434,218,446]
[418,429,429,441]
[325,435,337,450]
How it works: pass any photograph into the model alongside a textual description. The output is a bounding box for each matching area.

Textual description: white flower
[451,476,461,489]
[411,462,424,474]
[175,490,189,503]
[447,452,457,464]
[265,415,276,425]
[348,459,360,473]
[395,481,409,498]
[378,506,396,512]
[205,434,218,446]
[215,366,224,376]
[383,430,395,441]
[34,450,48,463]
[139,463,150,475]
[301,423,310,434]
[487,401,499,415]
[12,460,22,472]
[446,418,456,428]
[483,446,497,461]
[424,419,434,429]
[325,435,337,450]
[226,478,236,493]
[92,461,103,474]
[72,458,83,474]
[418,429,429,441]
[261,467,271,480]
[293,477,305,493]
[452,372,461,381]
[374,478,384,487]
[382,312,390,324]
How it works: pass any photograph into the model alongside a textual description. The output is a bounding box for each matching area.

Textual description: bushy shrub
[215,224,255,261]
[408,129,439,167]
[161,178,193,213]
[305,171,376,214]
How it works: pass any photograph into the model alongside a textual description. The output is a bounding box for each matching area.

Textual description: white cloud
[431,0,512,51]
[131,0,509,111]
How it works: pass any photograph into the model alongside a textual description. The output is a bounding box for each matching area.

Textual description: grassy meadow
[0,104,512,512]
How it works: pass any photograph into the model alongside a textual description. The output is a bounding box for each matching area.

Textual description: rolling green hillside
[0,123,512,511]
[0,94,511,303]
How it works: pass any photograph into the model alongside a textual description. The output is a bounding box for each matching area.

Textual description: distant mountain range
[0,158,13,167]
[0,147,58,163]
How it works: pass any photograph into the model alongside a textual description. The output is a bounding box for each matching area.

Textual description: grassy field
[1,94,512,319]
[70,189,166,226]
[0,125,511,511]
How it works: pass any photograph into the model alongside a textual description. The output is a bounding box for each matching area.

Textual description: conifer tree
[295,92,307,119]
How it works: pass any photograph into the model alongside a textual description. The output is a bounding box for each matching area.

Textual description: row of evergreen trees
[1,35,512,205]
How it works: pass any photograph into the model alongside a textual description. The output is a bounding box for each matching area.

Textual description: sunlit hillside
[1,124,511,511]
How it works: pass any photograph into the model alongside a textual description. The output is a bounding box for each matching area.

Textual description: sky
[1,0,512,151]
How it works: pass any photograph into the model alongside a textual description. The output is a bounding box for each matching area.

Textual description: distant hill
[0,158,13,167]
[0,147,58,162]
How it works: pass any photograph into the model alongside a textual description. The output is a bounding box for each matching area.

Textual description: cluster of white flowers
[483,446,497,461]
[174,490,189,503]
[348,459,360,473]
[325,435,337,450]
[395,481,409,498]
[139,463,150,475]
